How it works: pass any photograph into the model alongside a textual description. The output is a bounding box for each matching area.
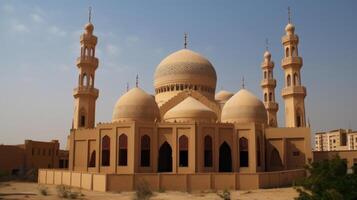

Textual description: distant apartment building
[315,129,357,151]
[0,140,68,176]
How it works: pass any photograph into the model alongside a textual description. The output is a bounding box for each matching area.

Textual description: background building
[315,129,357,151]
[0,140,68,176]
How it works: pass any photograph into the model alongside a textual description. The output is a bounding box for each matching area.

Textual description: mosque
[39,9,313,191]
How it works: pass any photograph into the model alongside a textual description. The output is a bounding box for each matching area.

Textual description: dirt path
[0,181,298,200]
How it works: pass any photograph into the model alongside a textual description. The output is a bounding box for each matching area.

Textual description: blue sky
[0,0,356,148]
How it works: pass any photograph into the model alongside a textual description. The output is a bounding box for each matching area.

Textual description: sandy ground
[0,181,298,200]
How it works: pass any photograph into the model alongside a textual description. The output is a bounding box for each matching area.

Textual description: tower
[73,8,99,129]
[260,44,279,127]
[281,8,306,127]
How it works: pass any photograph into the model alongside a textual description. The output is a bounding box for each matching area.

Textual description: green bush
[56,185,81,199]
[294,156,357,200]
[217,189,231,200]
[135,180,153,200]
[38,185,48,196]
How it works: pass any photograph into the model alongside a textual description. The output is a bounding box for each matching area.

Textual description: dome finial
[126,82,129,92]
[184,32,188,49]
[242,76,245,89]
[265,38,269,51]
[288,6,291,24]
[88,6,92,23]
[136,74,139,87]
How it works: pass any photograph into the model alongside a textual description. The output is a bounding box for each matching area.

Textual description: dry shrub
[135,180,153,200]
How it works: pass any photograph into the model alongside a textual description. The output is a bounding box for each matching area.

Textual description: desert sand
[0,181,298,200]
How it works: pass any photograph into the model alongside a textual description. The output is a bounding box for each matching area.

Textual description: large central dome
[154,49,217,105]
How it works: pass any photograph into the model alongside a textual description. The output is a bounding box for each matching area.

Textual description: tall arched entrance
[219,142,232,172]
[158,142,172,172]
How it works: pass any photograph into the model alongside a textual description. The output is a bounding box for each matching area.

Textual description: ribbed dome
[154,49,217,89]
[112,88,160,122]
[221,89,267,124]
[164,97,217,123]
[215,90,234,102]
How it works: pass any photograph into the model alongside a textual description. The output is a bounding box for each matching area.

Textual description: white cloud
[2,4,14,13]
[31,13,44,23]
[12,22,29,33]
[49,26,67,37]
[106,44,121,56]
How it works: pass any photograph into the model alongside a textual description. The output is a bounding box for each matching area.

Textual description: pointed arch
[291,46,296,56]
[118,134,128,166]
[158,142,172,172]
[101,136,110,166]
[296,109,303,127]
[287,74,291,87]
[239,137,249,167]
[204,135,213,167]
[269,92,273,101]
[293,73,299,86]
[140,135,150,167]
[219,142,232,172]
[285,47,290,57]
[179,135,189,167]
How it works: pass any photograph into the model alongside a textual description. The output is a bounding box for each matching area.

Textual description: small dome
[154,49,217,90]
[164,97,217,123]
[221,89,267,124]
[85,23,94,33]
[215,90,234,102]
[264,51,271,59]
[112,88,160,122]
[285,23,295,34]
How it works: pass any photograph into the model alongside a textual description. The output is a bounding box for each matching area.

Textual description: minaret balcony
[260,79,276,87]
[281,57,302,67]
[282,35,299,44]
[77,56,99,67]
[281,86,306,97]
[80,34,98,45]
[73,86,99,98]
[264,102,279,110]
[261,61,274,69]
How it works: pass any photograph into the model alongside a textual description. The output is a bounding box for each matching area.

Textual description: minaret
[73,8,99,129]
[260,41,279,127]
[281,8,307,127]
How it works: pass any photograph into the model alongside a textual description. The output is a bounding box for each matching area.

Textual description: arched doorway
[158,142,172,172]
[270,148,283,171]
[219,142,232,172]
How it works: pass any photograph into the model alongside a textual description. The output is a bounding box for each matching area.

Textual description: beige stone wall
[38,169,305,192]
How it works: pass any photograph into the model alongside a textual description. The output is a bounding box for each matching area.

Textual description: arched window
[239,137,249,167]
[88,150,96,167]
[179,135,188,167]
[286,47,290,57]
[204,135,213,167]
[264,71,267,79]
[140,135,150,167]
[82,74,87,86]
[269,92,272,101]
[268,71,272,78]
[101,136,110,166]
[256,138,261,167]
[287,75,291,87]
[118,134,128,166]
[90,75,94,87]
[264,93,267,102]
[158,142,172,172]
[293,73,299,86]
[80,115,85,127]
[292,46,296,56]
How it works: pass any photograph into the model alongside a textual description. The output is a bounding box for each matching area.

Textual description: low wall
[38,169,305,192]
